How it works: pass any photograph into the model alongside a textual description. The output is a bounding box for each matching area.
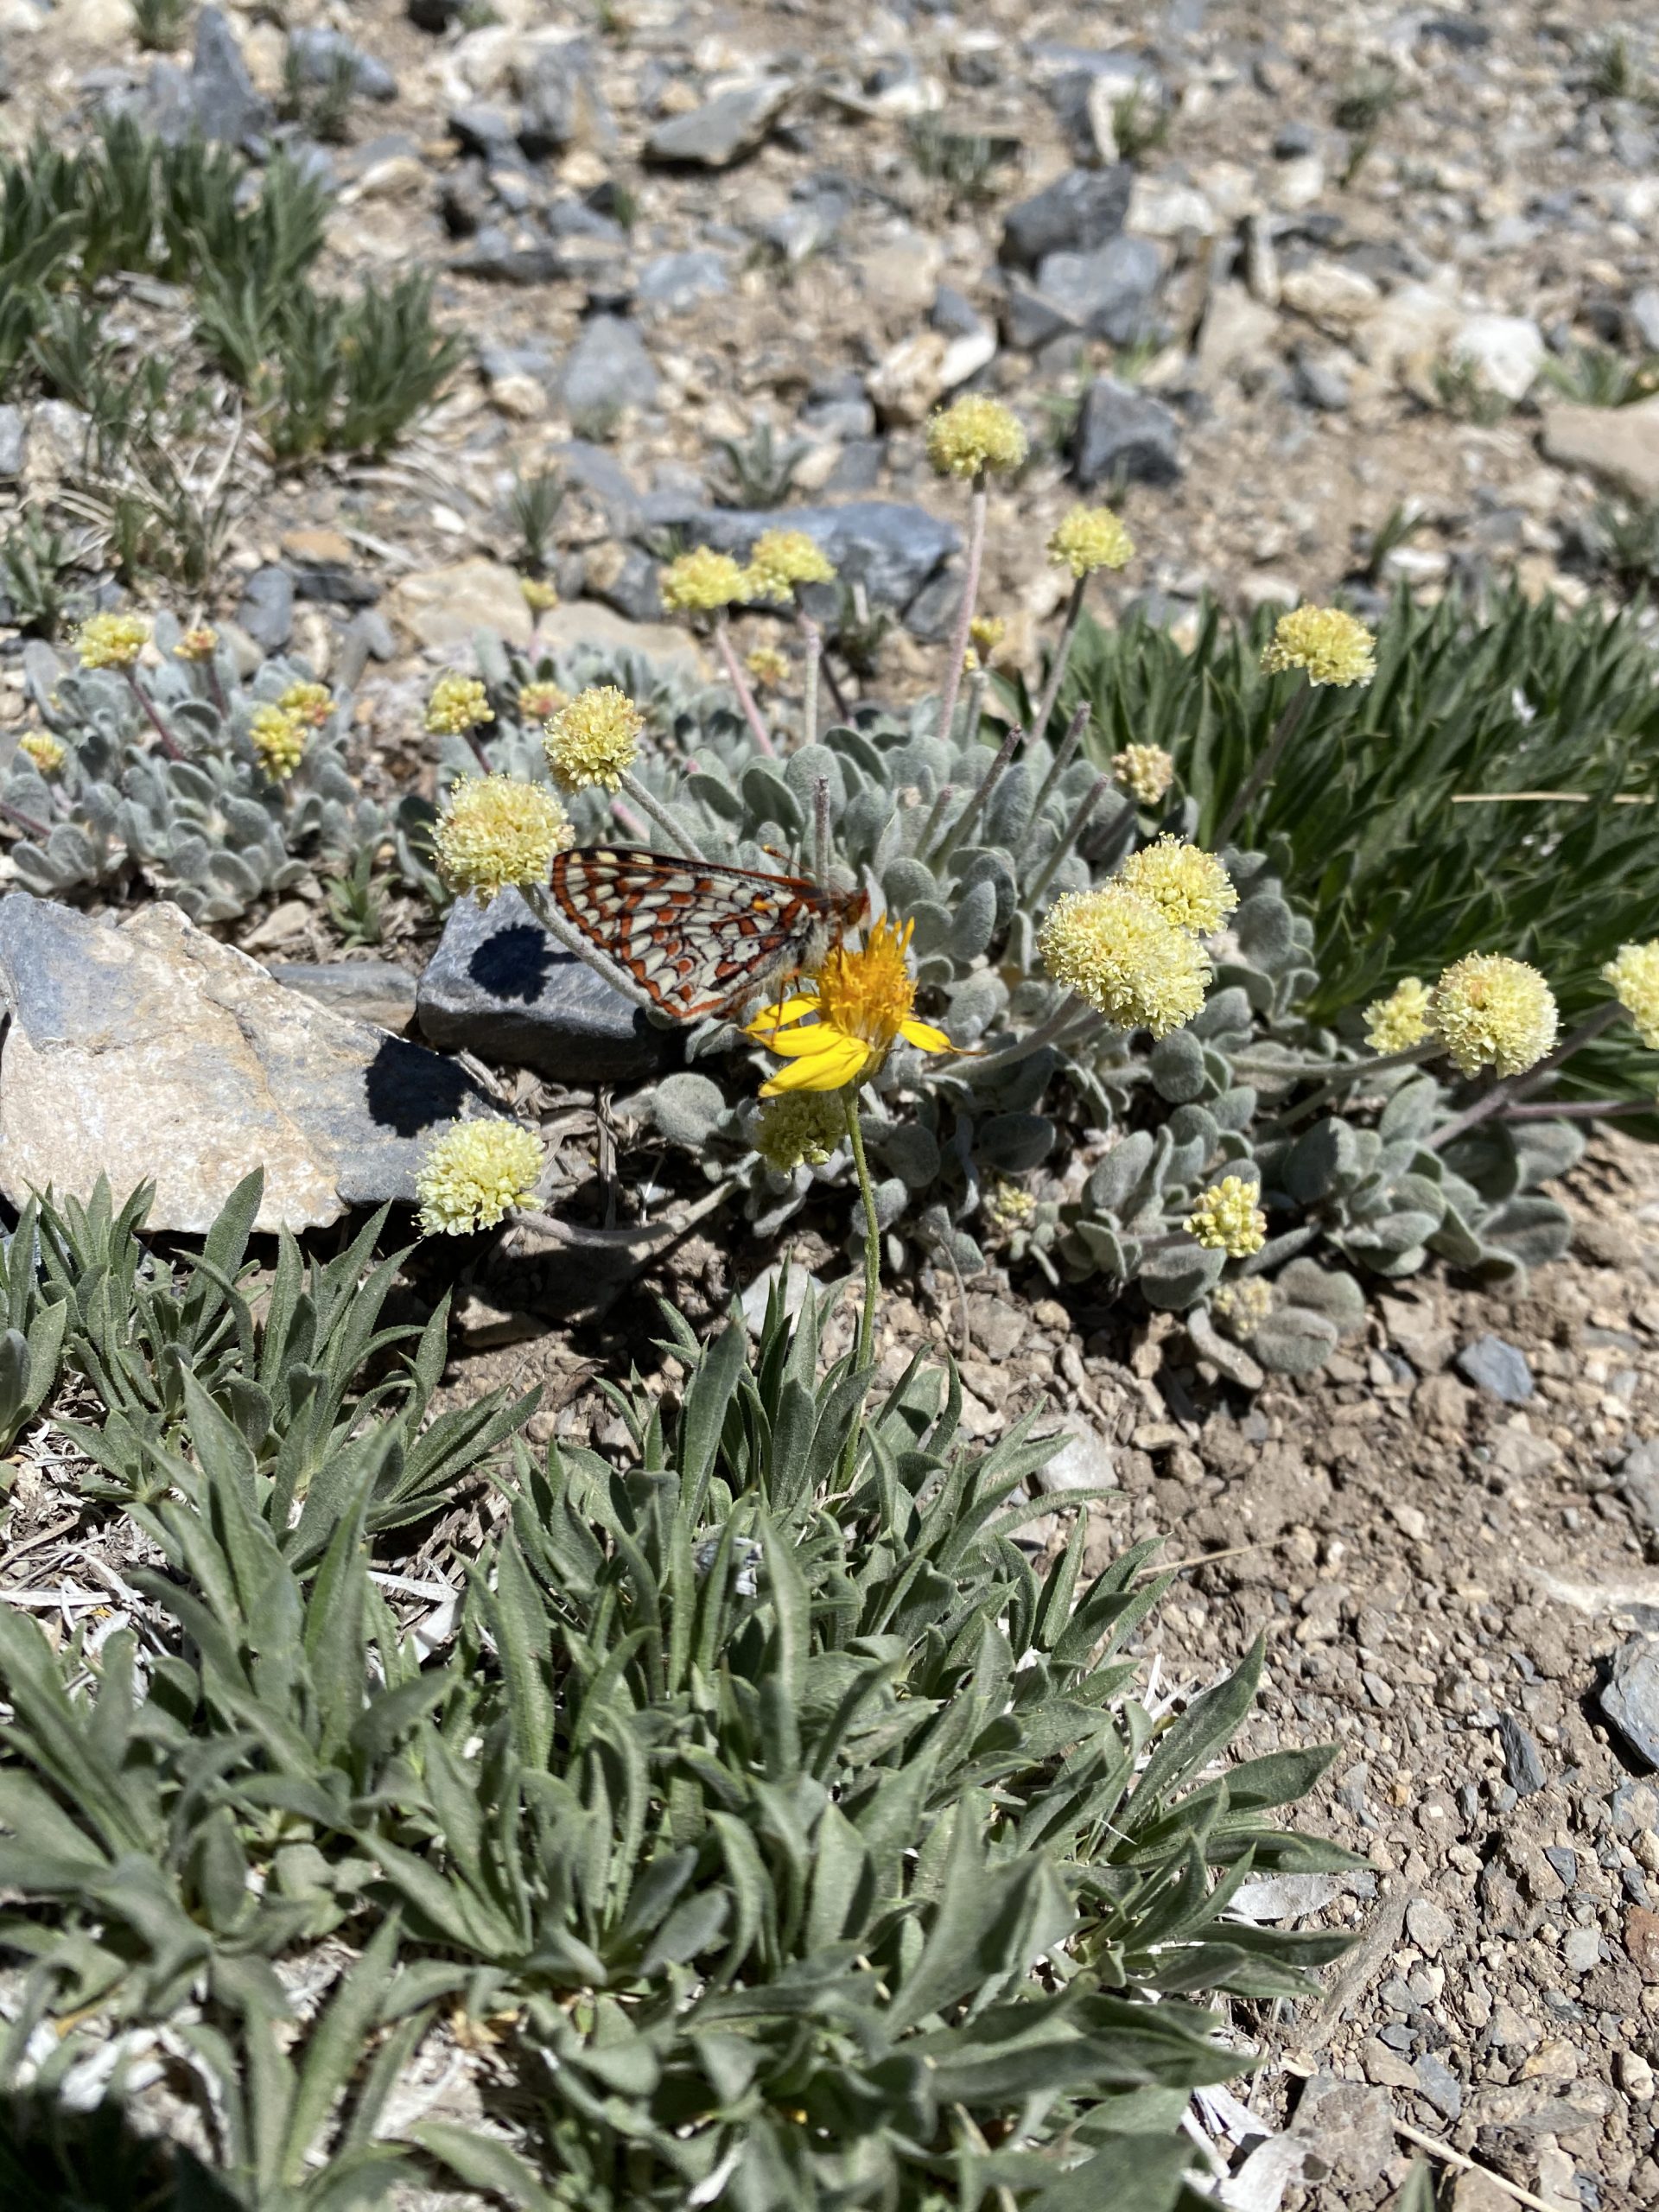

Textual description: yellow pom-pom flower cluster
[1186,1176,1268,1257]
[925,394,1027,479]
[18,731,66,774]
[249,704,307,781]
[434,774,573,906]
[964,613,1005,670]
[1261,604,1376,689]
[745,529,836,601]
[1116,836,1238,936]
[1039,884,1211,1037]
[543,684,644,792]
[660,546,748,613]
[74,612,149,670]
[1112,743,1175,806]
[745,645,791,689]
[175,626,219,662]
[1428,954,1558,1077]
[522,577,559,611]
[1213,1277,1274,1336]
[751,1091,845,1173]
[1047,505,1135,578]
[1363,976,1432,1054]
[1603,940,1659,1050]
[425,674,494,737]
[416,1117,545,1236]
[278,681,334,728]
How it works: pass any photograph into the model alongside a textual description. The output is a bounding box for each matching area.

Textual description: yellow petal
[760,1035,872,1094]
[762,1020,857,1058]
[747,991,820,1034]
[898,1017,958,1054]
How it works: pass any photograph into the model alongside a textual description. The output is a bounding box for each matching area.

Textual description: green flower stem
[1027,574,1088,747]
[1425,1001,1624,1151]
[521,881,659,1011]
[1503,1096,1650,1122]
[713,614,778,757]
[967,989,1097,1081]
[1275,1039,1440,1129]
[617,769,706,863]
[1017,702,1090,857]
[928,720,1022,866]
[933,478,988,751]
[839,1084,881,1488]
[463,727,494,773]
[123,667,184,763]
[913,780,957,858]
[1025,773,1113,906]
[203,655,229,718]
[1214,682,1310,852]
[798,608,823,747]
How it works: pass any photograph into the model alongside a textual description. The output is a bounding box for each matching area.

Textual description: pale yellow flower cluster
[1117,836,1238,937]
[1112,743,1175,807]
[279,681,334,728]
[1262,604,1376,689]
[74,613,149,670]
[1186,1176,1268,1258]
[1363,977,1432,1054]
[1428,954,1557,1077]
[249,704,307,781]
[416,1118,545,1235]
[18,731,65,774]
[434,773,573,905]
[745,529,836,601]
[1047,505,1135,578]
[752,1091,845,1173]
[925,394,1027,479]
[1039,884,1211,1038]
[660,546,749,613]
[425,674,494,737]
[174,626,219,662]
[1212,1277,1274,1335]
[1604,940,1659,1050]
[543,684,643,792]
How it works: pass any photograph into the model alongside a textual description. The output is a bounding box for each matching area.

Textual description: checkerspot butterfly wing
[550,846,868,1020]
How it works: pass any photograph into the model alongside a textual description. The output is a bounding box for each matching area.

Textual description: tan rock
[1541,395,1659,502]
[530,600,709,677]
[868,331,950,425]
[1193,284,1279,388]
[385,557,535,648]
[0,899,489,1234]
[54,0,133,43]
[1279,258,1382,334]
[282,527,356,566]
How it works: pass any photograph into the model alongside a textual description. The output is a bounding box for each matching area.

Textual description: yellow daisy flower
[746,915,961,1095]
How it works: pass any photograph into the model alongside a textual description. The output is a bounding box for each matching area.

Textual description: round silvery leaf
[1254,1306,1339,1376]
[650,1071,728,1148]
[1138,1242,1226,1311]
[1274,1257,1365,1333]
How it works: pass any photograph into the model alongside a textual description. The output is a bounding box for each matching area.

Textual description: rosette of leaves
[3,616,387,921]
[0,1269,1357,2211]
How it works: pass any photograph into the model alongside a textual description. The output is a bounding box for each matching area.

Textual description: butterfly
[550,846,868,1020]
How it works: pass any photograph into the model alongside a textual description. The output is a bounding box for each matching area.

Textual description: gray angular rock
[1601,1637,1659,1769]
[0,405,23,480]
[1455,1333,1533,1402]
[288,26,396,100]
[671,499,960,613]
[637,249,729,315]
[1072,376,1182,487]
[587,545,663,624]
[416,888,675,1084]
[1414,2054,1461,2122]
[518,39,613,159]
[0,898,488,1233]
[1631,287,1659,353]
[562,315,658,423]
[191,7,269,149]
[237,564,295,652]
[1621,1438,1659,1535]
[1028,235,1161,344]
[553,439,645,531]
[448,105,523,162]
[1497,1712,1546,1796]
[646,79,792,169]
[267,960,418,1033]
[454,233,568,286]
[1001,163,1133,270]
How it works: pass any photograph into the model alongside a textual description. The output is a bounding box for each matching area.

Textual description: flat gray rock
[671,499,960,613]
[191,6,270,149]
[267,960,418,1033]
[1455,1332,1533,1402]
[645,79,791,168]
[562,315,659,422]
[1073,376,1182,487]
[416,888,677,1084]
[1601,1637,1659,1769]
[1001,163,1133,270]
[0,897,490,1232]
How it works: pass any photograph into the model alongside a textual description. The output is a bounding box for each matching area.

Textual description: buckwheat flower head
[1047,504,1135,578]
[964,613,1005,670]
[425,674,494,737]
[1429,953,1557,1077]
[1039,886,1211,1036]
[1186,1176,1268,1258]
[1116,836,1238,936]
[250,704,307,781]
[660,545,748,613]
[18,731,65,774]
[1603,940,1659,1049]
[752,1091,845,1173]
[435,773,573,906]
[925,394,1027,479]
[543,684,644,792]
[175,626,219,662]
[1112,743,1175,806]
[74,612,149,670]
[745,529,836,601]
[518,681,567,722]
[983,1177,1036,1240]
[279,681,334,728]
[1262,603,1376,689]
[1363,976,1432,1054]
[1213,1277,1274,1337]
[522,576,559,611]
[746,645,791,689]
[416,1117,544,1236]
